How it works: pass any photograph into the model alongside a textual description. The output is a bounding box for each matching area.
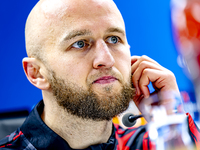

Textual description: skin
[22,0,182,149]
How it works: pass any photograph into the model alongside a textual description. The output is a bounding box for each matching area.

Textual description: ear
[22,57,50,90]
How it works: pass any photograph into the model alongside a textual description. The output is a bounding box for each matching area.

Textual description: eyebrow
[61,27,125,42]
[62,29,92,41]
[105,27,125,36]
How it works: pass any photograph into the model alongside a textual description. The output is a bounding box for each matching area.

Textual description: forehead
[35,0,125,46]
[38,0,124,27]
[40,0,118,17]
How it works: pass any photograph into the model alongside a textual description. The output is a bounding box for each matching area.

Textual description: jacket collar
[20,100,116,150]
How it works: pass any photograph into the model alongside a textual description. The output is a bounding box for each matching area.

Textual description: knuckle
[162,70,176,81]
[142,68,150,76]
[168,71,176,79]
[141,55,149,60]
[165,69,175,77]
[139,61,148,68]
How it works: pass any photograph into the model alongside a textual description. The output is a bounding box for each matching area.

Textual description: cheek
[115,50,131,78]
[48,56,89,84]
[117,59,131,76]
[63,63,89,82]
[117,45,131,63]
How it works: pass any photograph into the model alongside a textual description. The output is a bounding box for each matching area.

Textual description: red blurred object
[171,0,200,122]
[181,91,190,102]
[172,0,200,69]
[182,1,200,40]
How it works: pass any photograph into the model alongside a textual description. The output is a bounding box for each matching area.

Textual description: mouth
[92,76,118,84]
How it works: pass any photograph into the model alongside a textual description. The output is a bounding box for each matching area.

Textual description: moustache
[86,68,126,86]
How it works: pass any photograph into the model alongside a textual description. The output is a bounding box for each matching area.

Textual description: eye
[72,40,86,49]
[106,36,119,44]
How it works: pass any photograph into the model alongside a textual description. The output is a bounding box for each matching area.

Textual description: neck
[41,99,113,149]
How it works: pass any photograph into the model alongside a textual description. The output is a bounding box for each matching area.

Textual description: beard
[47,69,135,121]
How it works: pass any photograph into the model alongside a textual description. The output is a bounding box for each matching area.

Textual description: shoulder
[0,128,36,150]
[114,124,154,150]
[187,113,200,148]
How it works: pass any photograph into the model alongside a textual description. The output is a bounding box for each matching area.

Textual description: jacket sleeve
[187,113,200,149]
[0,128,36,150]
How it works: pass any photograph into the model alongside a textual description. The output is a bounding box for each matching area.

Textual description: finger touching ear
[131,56,140,65]
[22,57,50,90]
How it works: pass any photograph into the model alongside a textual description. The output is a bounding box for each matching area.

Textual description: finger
[131,55,140,65]
[131,55,161,73]
[139,69,169,98]
[132,61,164,96]
[139,72,151,98]
[132,94,145,108]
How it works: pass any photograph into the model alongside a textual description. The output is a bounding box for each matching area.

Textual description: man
[0,0,199,149]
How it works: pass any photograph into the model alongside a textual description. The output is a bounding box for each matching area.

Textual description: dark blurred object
[122,113,143,127]
[0,110,29,140]
[171,0,200,122]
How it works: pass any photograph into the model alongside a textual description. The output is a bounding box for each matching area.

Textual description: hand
[131,55,183,115]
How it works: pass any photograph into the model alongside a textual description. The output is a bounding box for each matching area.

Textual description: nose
[93,40,115,69]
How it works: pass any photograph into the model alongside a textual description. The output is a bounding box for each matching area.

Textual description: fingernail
[136,88,140,95]
[144,93,149,98]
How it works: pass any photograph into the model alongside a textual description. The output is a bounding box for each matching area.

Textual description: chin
[94,86,122,97]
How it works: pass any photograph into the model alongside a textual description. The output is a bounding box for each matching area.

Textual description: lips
[93,76,117,84]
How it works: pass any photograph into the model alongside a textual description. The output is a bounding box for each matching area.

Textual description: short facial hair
[48,69,135,121]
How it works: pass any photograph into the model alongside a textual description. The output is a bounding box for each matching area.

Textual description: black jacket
[0,100,199,150]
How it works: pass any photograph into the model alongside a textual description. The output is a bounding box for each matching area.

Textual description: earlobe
[22,57,50,90]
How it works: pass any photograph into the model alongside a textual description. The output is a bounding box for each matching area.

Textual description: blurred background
[0,0,199,138]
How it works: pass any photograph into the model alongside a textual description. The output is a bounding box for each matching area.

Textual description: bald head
[25,0,125,61]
